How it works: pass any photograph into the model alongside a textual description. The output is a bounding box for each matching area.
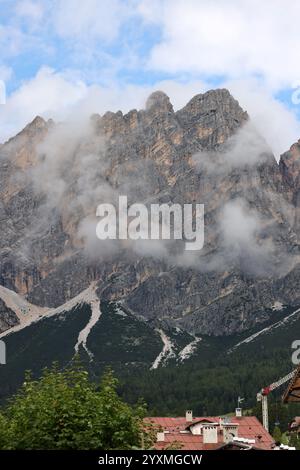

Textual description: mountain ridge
[0,88,299,336]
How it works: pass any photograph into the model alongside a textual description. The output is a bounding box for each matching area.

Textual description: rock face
[0,88,299,336]
[0,299,19,333]
[279,141,300,232]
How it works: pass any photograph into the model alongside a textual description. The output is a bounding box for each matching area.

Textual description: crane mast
[257,369,297,432]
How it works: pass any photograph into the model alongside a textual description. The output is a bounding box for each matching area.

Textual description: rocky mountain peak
[175,88,248,149]
[0,115,53,169]
[177,88,247,119]
[4,115,52,147]
[145,91,174,114]
[28,115,46,128]
[20,115,52,138]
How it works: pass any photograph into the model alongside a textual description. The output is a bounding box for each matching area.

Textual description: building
[289,417,300,436]
[144,409,275,450]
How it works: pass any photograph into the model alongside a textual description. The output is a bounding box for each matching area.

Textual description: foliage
[280,433,289,445]
[289,433,300,450]
[0,362,150,450]
[272,426,282,443]
[119,352,299,423]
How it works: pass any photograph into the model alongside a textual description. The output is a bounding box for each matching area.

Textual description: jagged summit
[145,90,173,113]
[24,115,55,133]
[7,115,52,144]
[2,114,52,159]
[178,88,245,114]
[5,89,247,145]
[177,89,247,130]
[144,88,245,119]
[27,115,46,127]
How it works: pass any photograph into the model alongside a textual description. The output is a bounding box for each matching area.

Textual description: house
[144,408,275,450]
[289,417,300,436]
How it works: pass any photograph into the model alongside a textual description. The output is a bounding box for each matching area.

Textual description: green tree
[289,433,300,450]
[0,363,150,450]
[272,426,282,443]
[281,433,289,445]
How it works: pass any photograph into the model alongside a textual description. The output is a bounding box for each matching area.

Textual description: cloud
[218,198,275,275]
[0,24,26,58]
[15,0,44,22]
[140,0,300,90]
[193,121,272,173]
[226,79,300,159]
[0,65,13,82]
[52,0,134,43]
[0,67,87,143]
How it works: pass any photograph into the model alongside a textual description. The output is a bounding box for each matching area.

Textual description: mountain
[0,88,299,339]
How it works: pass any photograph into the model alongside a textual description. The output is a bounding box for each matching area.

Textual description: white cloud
[0,65,13,82]
[0,24,25,58]
[226,79,300,158]
[0,67,87,142]
[219,198,275,275]
[140,0,300,90]
[52,0,133,43]
[15,0,44,21]
[193,121,272,173]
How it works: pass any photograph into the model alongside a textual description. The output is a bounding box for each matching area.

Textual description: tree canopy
[0,362,150,450]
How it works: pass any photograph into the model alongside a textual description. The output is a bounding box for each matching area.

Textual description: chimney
[186,410,193,422]
[202,425,218,444]
[156,432,165,442]
[223,423,239,443]
[235,407,242,418]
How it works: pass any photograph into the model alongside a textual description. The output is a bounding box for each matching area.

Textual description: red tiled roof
[290,417,300,428]
[144,416,274,450]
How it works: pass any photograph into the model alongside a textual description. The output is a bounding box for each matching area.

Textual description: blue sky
[0,0,300,158]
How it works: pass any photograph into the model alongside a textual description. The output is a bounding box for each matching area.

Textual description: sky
[0,0,300,158]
